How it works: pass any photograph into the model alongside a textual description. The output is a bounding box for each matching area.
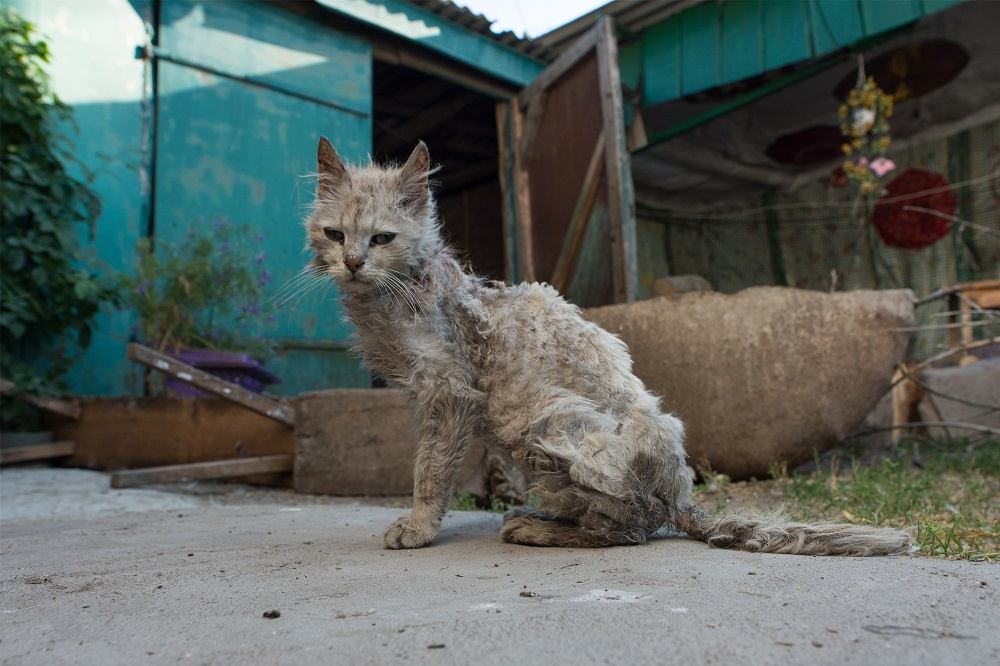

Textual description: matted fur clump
[302,137,911,557]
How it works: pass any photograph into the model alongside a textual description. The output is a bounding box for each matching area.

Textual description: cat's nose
[344,257,364,273]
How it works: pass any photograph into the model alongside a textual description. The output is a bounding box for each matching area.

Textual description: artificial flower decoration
[839,69,895,193]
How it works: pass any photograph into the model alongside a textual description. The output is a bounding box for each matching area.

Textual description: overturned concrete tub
[584,287,914,480]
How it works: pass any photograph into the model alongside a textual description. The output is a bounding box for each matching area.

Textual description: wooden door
[497,17,638,306]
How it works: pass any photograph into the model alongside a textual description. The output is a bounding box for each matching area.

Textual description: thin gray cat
[304,137,911,556]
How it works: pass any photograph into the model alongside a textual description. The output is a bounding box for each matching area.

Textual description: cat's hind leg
[501,509,645,548]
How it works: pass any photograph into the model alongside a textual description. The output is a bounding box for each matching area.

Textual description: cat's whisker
[381,272,419,314]
[273,274,327,310]
[377,273,416,315]
[267,266,327,304]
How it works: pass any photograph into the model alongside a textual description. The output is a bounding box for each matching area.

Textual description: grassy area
[449,439,999,561]
[695,438,1000,561]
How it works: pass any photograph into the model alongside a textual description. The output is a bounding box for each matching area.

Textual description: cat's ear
[316,136,347,198]
[398,140,430,211]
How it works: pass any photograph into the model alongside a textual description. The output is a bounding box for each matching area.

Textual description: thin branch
[901,205,1000,238]
[903,371,1000,412]
[884,337,1000,392]
[891,319,999,332]
[846,421,1000,439]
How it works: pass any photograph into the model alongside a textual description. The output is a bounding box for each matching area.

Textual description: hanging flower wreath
[839,74,895,193]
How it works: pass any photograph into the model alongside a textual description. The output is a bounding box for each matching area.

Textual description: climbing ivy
[0,8,115,427]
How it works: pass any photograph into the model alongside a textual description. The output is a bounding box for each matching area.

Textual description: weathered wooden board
[0,442,76,465]
[110,455,292,488]
[53,397,293,485]
[294,389,485,496]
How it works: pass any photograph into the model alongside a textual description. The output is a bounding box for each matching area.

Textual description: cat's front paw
[384,516,436,549]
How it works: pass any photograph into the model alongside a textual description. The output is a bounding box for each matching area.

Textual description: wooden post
[595,16,639,303]
[510,102,537,283]
[110,455,293,488]
[126,343,295,426]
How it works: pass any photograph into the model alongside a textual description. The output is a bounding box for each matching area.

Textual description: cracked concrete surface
[1,468,997,665]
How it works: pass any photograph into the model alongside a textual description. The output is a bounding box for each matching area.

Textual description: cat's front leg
[384,395,477,549]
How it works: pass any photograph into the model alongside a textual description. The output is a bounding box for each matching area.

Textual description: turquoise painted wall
[640,0,963,107]
[6,0,542,396]
[8,0,379,395]
[6,0,150,395]
[154,0,374,394]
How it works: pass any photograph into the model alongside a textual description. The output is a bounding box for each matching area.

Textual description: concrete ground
[1,468,997,665]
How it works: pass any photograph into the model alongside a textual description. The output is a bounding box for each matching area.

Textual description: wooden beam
[551,131,605,294]
[510,103,537,283]
[0,379,81,419]
[110,455,293,488]
[496,100,517,282]
[518,22,600,109]
[0,441,75,465]
[377,94,478,154]
[595,15,639,303]
[437,159,498,194]
[126,344,295,427]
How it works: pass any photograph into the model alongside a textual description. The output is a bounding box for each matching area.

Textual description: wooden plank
[551,131,605,294]
[810,0,863,52]
[510,104,536,283]
[596,16,639,303]
[110,455,292,489]
[721,0,763,85]
[0,441,75,465]
[518,21,600,109]
[861,0,923,36]
[641,14,682,106]
[680,1,720,96]
[0,379,81,420]
[763,0,812,71]
[127,344,295,426]
[495,100,517,282]
[55,397,293,474]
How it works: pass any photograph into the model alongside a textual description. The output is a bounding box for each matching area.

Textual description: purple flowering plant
[119,217,274,358]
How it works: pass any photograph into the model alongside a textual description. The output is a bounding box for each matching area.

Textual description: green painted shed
[9,0,996,395]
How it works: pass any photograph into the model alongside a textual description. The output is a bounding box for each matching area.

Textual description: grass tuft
[696,438,1000,561]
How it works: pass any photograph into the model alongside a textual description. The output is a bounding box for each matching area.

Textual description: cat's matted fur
[304,137,911,556]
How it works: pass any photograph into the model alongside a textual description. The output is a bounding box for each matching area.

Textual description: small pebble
[262,610,281,619]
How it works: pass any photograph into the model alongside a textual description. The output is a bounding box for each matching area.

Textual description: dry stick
[0,378,81,420]
[929,308,1000,319]
[884,337,1000,393]
[891,319,999,332]
[904,372,1000,412]
[846,421,1000,439]
[126,343,295,426]
[902,205,1000,238]
[959,292,1000,319]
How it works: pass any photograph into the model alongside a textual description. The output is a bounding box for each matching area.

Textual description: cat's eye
[370,233,396,246]
[324,228,344,243]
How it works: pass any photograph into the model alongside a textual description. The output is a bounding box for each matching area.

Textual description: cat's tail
[673,503,912,556]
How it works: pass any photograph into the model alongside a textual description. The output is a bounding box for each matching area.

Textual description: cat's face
[306,138,431,294]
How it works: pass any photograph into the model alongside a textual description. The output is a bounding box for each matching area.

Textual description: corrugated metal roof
[404,0,557,61]
[536,0,701,53]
